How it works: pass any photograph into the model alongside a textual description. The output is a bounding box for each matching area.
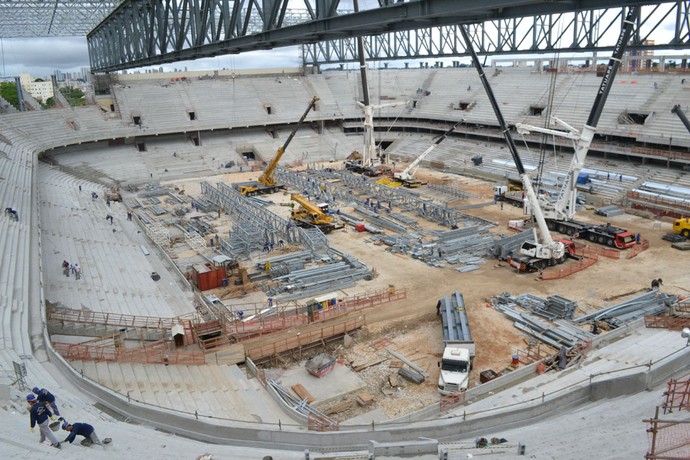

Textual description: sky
[0,3,686,80]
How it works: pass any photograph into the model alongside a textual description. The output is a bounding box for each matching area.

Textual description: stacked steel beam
[573,290,678,328]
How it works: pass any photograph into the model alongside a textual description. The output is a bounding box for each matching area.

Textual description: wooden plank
[322,399,354,415]
[291,384,315,404]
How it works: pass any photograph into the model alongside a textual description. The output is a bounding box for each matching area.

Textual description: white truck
[438,291,475,395]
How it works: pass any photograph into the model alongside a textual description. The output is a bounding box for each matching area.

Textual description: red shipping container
[355,223,366,232]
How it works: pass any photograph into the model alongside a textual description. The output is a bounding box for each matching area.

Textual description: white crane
[515,7,639,223]
[392,121,461,187]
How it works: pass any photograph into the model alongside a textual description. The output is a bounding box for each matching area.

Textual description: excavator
[289,194,343,233]
[513,7,639,250]
[234,96,319,196]
[461,25,566,271]
[380,121,460,188]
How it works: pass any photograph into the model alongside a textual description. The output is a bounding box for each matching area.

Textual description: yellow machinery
[673,217,690,238]
[379,122,459,188]
[235,96,319,196]
[290,194,343,233]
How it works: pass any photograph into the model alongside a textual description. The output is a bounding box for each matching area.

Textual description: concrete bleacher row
[38,163,195,318]
[0,66,688,450]
[70,360,282,424]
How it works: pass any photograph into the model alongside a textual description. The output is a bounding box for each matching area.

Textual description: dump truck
[438,291,475,395]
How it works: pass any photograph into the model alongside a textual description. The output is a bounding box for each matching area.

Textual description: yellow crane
[290,194,343,233]
[235,96,319,196]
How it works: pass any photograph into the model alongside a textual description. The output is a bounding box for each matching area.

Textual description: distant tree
[0,81,19,109]
[59,86,86,106]
[44,97,57,108]
[34,78,45,82]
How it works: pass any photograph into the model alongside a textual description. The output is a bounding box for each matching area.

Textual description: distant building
[19,73,54,102]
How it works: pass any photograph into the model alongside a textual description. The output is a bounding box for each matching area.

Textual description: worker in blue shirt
[62,421,109,446]
[27,394,61,449]
[32,387,60,416]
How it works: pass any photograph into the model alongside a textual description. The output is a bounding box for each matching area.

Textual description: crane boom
[515,7,638,221]
[396,122,460,181]
[672,105,690,134]
[258,96,319,188]
[460,25,564,264]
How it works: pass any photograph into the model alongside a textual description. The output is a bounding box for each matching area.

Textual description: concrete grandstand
[0,64,689,459]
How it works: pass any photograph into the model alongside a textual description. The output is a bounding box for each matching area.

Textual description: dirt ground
[158,162,688,420]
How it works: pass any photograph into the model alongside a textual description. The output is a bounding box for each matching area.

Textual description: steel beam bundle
[427,184,478,201]
[495,303,594,349]
[267,255,371,301]
[298,227,329,253]
[353,205,408,233]
[573,290,679,327]
[490,229,533,259]
[512,293,578,320]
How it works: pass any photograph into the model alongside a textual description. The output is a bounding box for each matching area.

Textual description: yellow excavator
[235,96,319,196]
[290,194,343,233]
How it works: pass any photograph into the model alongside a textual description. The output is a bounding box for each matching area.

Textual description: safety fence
[576,239,649,260]
[541,248,598,280]
[47,305,180,330]
[645,315,690,331]
[53,338,205,365]
[224,287,406,342]
[243,316,365,363]
[628,190,690,219]
[662,378,690,414]
[645,418,690,460]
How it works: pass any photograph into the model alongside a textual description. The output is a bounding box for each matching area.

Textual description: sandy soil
[156,163,686,420]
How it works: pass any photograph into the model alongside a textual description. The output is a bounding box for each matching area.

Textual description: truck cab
[438,346,471,395]
[674,217,690,238]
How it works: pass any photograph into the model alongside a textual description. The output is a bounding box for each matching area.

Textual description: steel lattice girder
[0,0,118,37]
[306,2,690,64]
[87,0,687,72]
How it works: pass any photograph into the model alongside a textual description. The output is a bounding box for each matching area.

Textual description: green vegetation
[0,81,19,109]
[43,97,57,109]
[60,86,86,107]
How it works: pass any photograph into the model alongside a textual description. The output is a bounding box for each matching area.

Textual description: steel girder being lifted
[87,0,688,73]
[0,1,117,37]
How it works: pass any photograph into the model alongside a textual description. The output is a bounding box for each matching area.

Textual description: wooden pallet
[291,384,315,404]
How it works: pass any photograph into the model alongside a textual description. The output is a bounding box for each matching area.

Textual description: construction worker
[32,387,61,416]
[62,420,110,446]
[27,394,61,449]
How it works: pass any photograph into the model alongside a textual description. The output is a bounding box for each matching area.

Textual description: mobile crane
[344,0,407,176]
[382,122,460,188]
[513,7,639,250]
[290,194,343,233]
[234,96,319,196]
[460,25,566,270]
